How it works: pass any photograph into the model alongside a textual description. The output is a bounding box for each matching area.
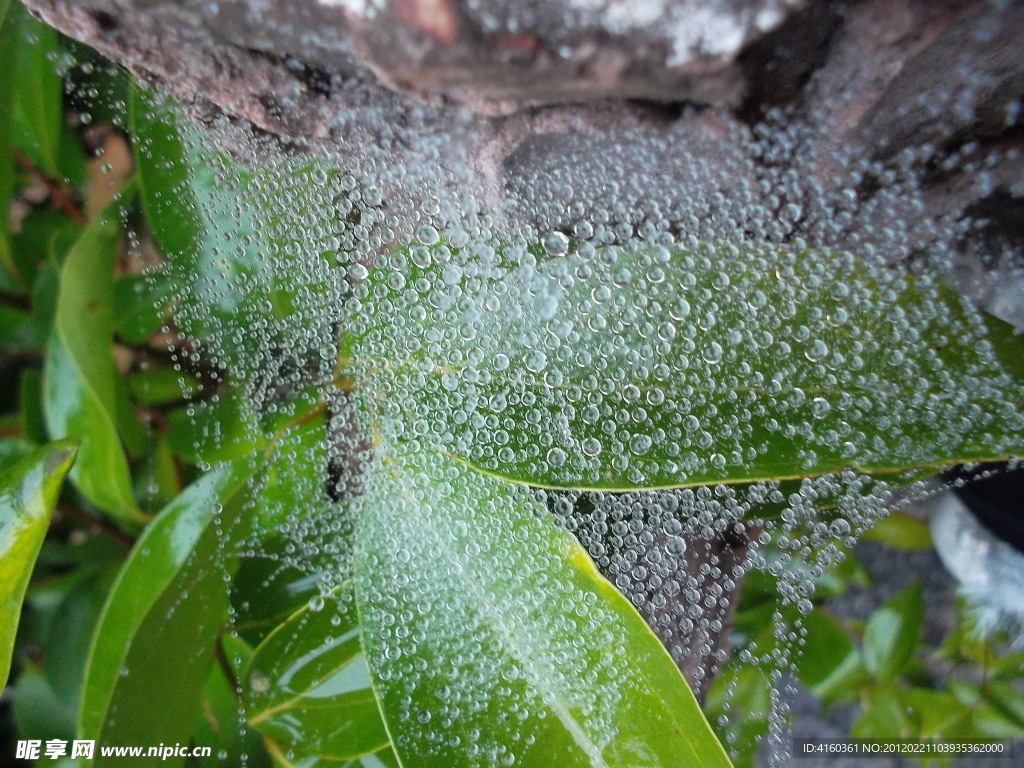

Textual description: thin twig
[14,149,88,227]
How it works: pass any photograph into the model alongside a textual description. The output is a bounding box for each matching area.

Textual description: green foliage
[354,441,732,767]
[44,206,143,526]
[1,14,1022,768]
[78,462,253,765]
[1,442,77,687]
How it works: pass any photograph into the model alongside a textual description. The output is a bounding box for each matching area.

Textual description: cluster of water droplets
[118,61,1024,766]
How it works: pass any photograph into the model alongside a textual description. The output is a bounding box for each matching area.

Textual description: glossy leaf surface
[354,438,733,768]
[0,0,17,287]
[44,209,143,524]
[12,5,62,177]
[348,244,1024,491]
[245,586,389,760]
[78,461,253,763]
[0,442,77,688]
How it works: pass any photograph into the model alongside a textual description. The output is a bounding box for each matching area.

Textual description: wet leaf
[0,441,77,688]
[244,585,389,761]
[349,244,1024,491]
[231,544,328,645]
[12,5,62,178]
[166,384,265,465]
[862,582,923,683]
[78,460,253,764]
[43,207,143,525]
[133,435,181,512]
[354,437,733,768]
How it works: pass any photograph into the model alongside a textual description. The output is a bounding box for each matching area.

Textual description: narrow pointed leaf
[348,244,1024,491]
[44,208,143,524]
[0,0,18,287]
[0,441,77,688]
[78,461,253,764]
[12,5,62,177]
[244,586,389,760]
[354,438,733,768]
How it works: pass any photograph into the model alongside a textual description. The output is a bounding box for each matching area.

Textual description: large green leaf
[44,207,144,525]
[354,437,733,768]
[12,4,62,178]
[11,3,61,177]
[862,582,924,683]
[0,0,18,287]
[0,441,77,688]
[78,460,253,764]
[347,243,1024,491]
[244,585,389,760]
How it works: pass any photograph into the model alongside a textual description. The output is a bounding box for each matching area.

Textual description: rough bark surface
[21,0,1024,694]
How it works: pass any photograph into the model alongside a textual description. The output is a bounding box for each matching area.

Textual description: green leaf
[20,368,48,444]
[134,435,182,512]
[43,208,143,525]
[78,460,254,764]
[0,441,77,688]
[349,244,1024,491]
[45,569,114,712]
[231,542,328,645]
[862,582,923,682]
[244,585,389,760]
[12,5,64,178]
[13,663,76,742]
[0,0,19,287]
[851,685,911,739]
[113,270,173,344]
[796,609,864,703]
[0,436,36,473]
[860,510,932,550]
[700,664,773,768]
[900,688,970,737]
[354,437,733,768]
